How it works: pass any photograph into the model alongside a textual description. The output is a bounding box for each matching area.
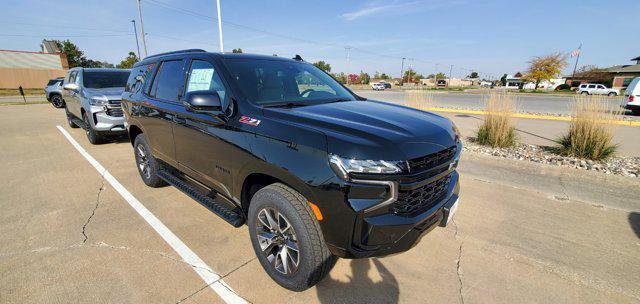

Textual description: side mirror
[184,91,222,113]
[63,83,79,92]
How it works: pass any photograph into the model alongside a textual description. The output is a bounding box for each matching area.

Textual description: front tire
[248,183,336,291]
[83,111,103,145]
[133,134,167,187]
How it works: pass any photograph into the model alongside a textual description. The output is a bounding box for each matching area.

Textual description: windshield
[224,59,355,106]
[83,71,130,89]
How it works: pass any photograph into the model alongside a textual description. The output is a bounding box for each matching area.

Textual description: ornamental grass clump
[405,90,433,110]
[557,95,621,160]
[475,92,516,148]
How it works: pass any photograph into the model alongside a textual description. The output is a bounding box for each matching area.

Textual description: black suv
[122,49,461,291]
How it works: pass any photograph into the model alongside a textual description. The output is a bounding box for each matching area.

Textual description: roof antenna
[293,54,304,61]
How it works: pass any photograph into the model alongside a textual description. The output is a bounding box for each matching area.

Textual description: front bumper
[322,143,462,259]
[87,105,126,133]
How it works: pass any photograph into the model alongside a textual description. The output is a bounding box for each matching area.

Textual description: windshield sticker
[239,116,261,126]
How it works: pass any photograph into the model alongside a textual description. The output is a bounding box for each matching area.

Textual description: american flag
[571,47,581,58]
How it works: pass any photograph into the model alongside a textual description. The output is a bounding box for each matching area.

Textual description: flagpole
[571,43,582,78]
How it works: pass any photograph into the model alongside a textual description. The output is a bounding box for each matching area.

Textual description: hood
[263,100,458,160]
[84,87,125,100]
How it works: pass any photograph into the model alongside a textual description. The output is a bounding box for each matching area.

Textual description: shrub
[405,90,433,110]
[555,84,571,91]
[476,92,517,148]
[557,95,621,160]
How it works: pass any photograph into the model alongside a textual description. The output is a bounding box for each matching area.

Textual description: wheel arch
[128,124,144,146]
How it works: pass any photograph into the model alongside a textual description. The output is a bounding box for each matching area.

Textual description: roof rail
[144,49,206,60]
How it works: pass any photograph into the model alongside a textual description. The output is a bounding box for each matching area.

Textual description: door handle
[173,116,186,124]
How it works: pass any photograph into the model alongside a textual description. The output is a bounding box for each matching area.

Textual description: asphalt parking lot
[1,104,639,303]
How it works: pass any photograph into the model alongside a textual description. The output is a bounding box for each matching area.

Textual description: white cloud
[341,0,463,21]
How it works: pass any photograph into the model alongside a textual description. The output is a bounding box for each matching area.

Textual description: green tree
[358,71,370,84]
[380,73,390,79]
[313,61,332,73]
[525,53,568,89]
[468,72,479,78]
[500,74,507,86]
[435,72,446,79]
[117,52,140,69]
[84,60,114,68]
[332,72,347,84]
[373,71,380,79]
[53,39,86,68]
[232,48,243,53]
[403,70,424,83]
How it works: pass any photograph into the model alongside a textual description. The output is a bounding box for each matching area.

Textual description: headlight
[89,96,109,106]
[329,154,404,179]
[452,123,461,141]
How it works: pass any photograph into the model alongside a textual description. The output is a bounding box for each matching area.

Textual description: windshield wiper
[262,102,310,108]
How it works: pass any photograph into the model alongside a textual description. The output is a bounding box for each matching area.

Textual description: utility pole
[434,63,440,88]
[399,57,405,86]
[216,0,224,52]
[448,64,453,88]
[131,20,141,59]
[345,46,351,85]
[136,0,148,57]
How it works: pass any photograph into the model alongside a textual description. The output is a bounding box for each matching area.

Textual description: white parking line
[56,126,246,304]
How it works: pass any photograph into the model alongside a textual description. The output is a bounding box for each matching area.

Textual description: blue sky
[1,0,637,79]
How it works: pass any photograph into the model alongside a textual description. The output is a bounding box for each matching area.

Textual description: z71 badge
[239,116,261,126]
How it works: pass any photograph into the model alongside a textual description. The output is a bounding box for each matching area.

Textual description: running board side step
[72,117,88,130]
[157,170,245,227]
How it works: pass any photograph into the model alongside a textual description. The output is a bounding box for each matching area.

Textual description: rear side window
[126,62,156,93]
[588,84,596,89]
[150,60,185,101]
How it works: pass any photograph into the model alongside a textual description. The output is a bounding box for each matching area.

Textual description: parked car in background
[576,83,620,96]
[380,81,391,89]
[62,68,131,144]
[44,77,64,108]
[371,82,385,90]
[122,50,461,291]
[624,77,640,115]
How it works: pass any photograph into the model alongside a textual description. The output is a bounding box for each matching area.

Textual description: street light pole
[216,0,224,52]
[448,64,453,88]
[131,20,141,59]
[399,57,405,85]
[345,46,351,85]
[136,0,148,57]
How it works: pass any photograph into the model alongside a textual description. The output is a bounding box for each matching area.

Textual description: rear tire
[83,111,103,145]
[248,183,337,291]
[608,92,617,96]
[50,95,64,108]
[65,106,79,128]
[581,91,589,95]
[133,134,167,188]
[632,109,640,116]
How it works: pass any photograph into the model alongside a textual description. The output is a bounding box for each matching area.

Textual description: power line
[0,21,130,33]
[0,33,133,38]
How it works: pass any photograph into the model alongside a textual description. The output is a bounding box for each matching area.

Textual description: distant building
[504,74,524,89]
[565,56,640,89]
[420,78,473,87]
[609,56,640,89]
[0,43,68,89]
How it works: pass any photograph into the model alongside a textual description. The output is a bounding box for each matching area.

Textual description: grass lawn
[0,88,44,96]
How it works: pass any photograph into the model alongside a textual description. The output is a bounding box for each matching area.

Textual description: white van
[624,77,640,115]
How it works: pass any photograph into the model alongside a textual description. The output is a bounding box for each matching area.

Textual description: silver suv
[576,83,620,96]
[44,77,64,108]
[62,68,131,144]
